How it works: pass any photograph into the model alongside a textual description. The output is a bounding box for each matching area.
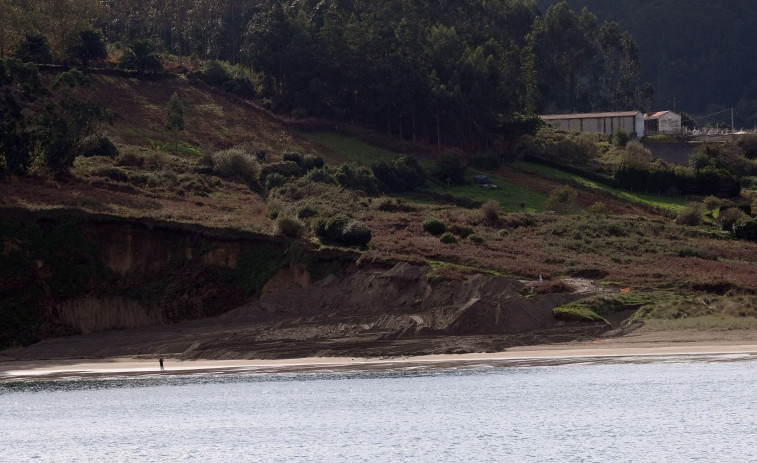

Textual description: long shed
[540,111,645,138]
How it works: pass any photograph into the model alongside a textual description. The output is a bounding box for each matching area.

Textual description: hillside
[5,72,757,359]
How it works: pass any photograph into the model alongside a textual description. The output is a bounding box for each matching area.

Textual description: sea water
[2,354,757,462]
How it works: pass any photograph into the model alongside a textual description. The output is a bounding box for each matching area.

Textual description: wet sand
[4,332,757,380]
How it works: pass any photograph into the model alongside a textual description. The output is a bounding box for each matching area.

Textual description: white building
[540,111,645,138]
[644,111,682,135]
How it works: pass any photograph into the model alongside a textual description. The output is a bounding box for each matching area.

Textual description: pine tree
[165,92,184,153]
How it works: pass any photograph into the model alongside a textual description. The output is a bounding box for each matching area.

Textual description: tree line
[535,0,757,129]
[1,0,652,151]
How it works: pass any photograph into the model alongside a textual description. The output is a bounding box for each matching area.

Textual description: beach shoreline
[4,330,757,380]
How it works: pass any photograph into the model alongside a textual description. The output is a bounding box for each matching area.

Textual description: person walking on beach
[159,358,164,371]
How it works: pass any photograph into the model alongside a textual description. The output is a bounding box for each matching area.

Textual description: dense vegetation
[535,0,757,129]
[4,1,757,346]
[1,0,650,151]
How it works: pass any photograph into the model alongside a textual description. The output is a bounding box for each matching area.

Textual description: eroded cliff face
[5,262,605,361]
[0,208,340,348]
[2,208,604,359]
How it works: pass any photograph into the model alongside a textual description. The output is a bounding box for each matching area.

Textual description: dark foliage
[315,215,372,247]
[14,34,53,64]
[433,154,467,185]
[372,155,427,192]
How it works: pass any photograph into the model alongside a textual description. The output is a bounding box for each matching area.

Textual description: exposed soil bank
[3,260,612,361]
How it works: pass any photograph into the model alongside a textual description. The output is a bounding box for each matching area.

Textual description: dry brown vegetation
[5,73,757,299]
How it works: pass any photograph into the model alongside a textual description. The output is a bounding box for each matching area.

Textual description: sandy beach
[4,330,757,380]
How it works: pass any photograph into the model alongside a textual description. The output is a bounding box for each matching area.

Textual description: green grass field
[306,131,696,214]
[305,132,416,166]
[515,161,690,213]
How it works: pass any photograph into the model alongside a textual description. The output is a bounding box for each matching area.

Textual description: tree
[0,0,27,58]
[0,58,45,176]
[67,27,107,71]
[165,92,184,153]
[14,34,53,64]
[118,39,164,74]
[36,68,112,175]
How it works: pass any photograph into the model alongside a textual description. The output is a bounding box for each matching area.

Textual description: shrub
[372,155,426,192]
[266,172,287,190]
[677,202,705,226]
[275,216,304,239]
[282,151,303,165]
[296,205,318,220]
[341,220,372,247]
[191,60,254,97]
[115,150,144,167]
[719,207,748,232]
[612,128,630,147]
[439,232,457,244]
[472,151,500,170]
[335,163,380,195]
[422,219,447,236]
[450,224,475,238]
[211,148,260,189]
[588,201,607,214]
[433,153,466,185]
[623,140,653,165]
[480,200,501,226]
[737,134,757,160]
[732,217,757,241]
[304,168,337,185]
[260,160,303,181]
[302,154,324,171]
[95,165,129,182]
[468,233,484,244]
[315,214,371,247]
[703,195,722,213]
[79,135,119,158]
[377,197,416,212]
[544,185,578,213]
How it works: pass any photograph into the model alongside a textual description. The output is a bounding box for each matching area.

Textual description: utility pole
[731,108,735,132]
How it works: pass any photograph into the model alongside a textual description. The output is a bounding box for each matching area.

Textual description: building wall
[545,115,643,138]
[658,113,681,134]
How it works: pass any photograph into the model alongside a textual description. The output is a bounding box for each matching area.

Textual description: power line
[682,107,733,124]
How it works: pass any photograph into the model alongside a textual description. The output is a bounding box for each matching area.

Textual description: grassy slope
[6,73,757,310]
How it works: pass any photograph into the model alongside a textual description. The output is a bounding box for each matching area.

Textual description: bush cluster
[260,161,303,186]
[439,232,457,244]
[371,155,426,192]
[275,216,304,238]
[190,60,255,98]
[615,164,740,198]
[480,200,501,226]
[732,218,757,241]
[677,202,705,226]
[315,215,371,247]
[335,164,380,195]
[433,153,467,185]
[422,219,447,236]
[79,135,119,158]
[544,185,578,213]
[210,147,261,191]
[719,207,748,232]
[282,152,324,171]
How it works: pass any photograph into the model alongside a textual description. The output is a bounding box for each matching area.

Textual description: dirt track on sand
[4,263,615,361]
